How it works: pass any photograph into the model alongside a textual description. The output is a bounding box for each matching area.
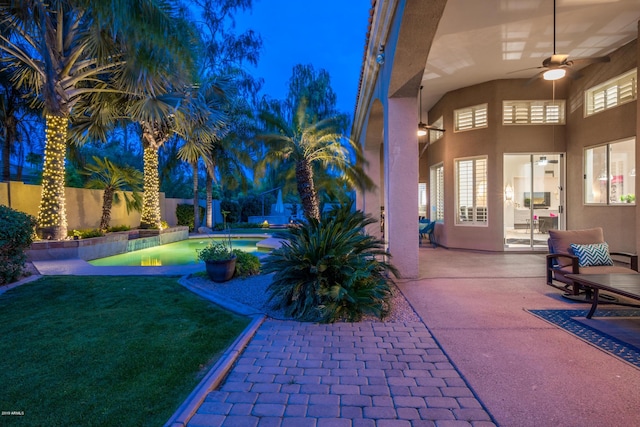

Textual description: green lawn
[0,276,250,426]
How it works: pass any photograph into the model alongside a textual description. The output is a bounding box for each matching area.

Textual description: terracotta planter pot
[204,257,237,282]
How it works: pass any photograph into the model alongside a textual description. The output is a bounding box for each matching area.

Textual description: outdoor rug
[528,308,640,369]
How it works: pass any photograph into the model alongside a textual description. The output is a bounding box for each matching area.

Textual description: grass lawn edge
[0,275,254,426]
[164,314,266,426]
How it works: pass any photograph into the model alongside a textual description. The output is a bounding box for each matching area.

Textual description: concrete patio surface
[400,247,640,427]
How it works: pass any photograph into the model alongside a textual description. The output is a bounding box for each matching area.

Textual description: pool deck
[191,233,285,251]
[31,258,206,276]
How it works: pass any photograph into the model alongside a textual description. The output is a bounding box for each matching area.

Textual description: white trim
[584,68,637,117]
[455,156,488,226]
[503,100,566,125]
[454,104,488,132]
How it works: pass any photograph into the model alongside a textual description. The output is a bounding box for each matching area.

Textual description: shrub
[69,228,104,239]
[232,249,261,277]
[220,200,241,223]
[176,204,204,231]
[107,225,131,232]
[239,194,260,222]
[0,206,37,285]
[230,222,265,229]
[262,202,398,323]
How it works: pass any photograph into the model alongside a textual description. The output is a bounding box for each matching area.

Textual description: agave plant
[262,202,398,323]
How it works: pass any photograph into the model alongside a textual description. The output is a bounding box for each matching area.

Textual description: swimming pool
[88,237,265,267]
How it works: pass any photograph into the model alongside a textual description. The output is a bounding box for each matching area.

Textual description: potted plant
[197,238,236,282]
[621,194,636,203]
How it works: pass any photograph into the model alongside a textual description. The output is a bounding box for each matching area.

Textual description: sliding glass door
[503,154,564,249]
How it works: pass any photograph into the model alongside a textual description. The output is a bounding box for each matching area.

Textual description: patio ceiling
[421,0,640,114]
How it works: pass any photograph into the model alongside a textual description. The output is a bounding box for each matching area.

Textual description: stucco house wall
[564,39,638,253]
[422,38,638,252]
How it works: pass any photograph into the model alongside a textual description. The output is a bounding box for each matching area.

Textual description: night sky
[234,0,371,116]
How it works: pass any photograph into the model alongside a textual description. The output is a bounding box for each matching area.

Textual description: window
[418,183,427,218]
[455,157,487,225]
[454,104,488,132]
[503,100,565,125]
[584,138,635,205]
[430,164,444,221]
[429,116,444,142]
[585,69,637,116]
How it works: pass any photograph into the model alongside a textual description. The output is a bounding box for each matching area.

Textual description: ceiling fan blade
[566,56,611,67]
[507,65,544,75]
[525,70,547,85]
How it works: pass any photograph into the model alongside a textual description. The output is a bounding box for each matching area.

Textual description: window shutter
[585,69,637,117]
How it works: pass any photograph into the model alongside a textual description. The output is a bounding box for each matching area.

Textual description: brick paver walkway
[188,320,495,427]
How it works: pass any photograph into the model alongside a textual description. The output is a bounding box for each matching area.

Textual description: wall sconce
[375,45,385,65]
[505,184,514,202]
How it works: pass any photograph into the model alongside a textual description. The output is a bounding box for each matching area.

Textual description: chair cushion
[548,228,605,255]
[570,243,614,267]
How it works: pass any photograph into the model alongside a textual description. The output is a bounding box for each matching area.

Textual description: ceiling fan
[512,0,610,82]
[537,156,558,166]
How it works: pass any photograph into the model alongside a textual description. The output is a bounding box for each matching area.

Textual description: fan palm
[0,70,36,182]
[66,10,199,229]
[176,77,231,231]
[83,156,143,231]
[257,100,372,221]
[0,0,188,239]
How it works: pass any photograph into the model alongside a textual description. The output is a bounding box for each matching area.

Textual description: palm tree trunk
[36,114,69,240]
[192,161,200,232]
[140,145,162,229]
[2,115,15,181]
[100,188,114,231]
[2,133,10,182]
[205,171,213,228]
[296,159,320,221]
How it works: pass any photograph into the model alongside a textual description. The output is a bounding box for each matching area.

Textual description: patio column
[361,145,383,239]
[384,97,419,279]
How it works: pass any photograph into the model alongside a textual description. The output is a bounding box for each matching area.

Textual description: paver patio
[188,320,495,427]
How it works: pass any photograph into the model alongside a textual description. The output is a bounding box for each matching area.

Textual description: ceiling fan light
[417,123,427,136]
[543,68,566,80]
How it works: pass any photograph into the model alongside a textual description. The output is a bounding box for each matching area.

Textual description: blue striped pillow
[570,242,614,267]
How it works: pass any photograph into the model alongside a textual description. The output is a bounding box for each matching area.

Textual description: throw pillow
[570,242,614,267]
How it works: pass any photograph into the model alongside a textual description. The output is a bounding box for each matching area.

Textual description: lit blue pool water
[88,237,264,267]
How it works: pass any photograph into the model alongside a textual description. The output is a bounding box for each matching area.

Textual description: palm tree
[0,0,187,239]
[0,71,36,182]
[176,77,231,231]
[83,156,142,231]
[258,100,372,221]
